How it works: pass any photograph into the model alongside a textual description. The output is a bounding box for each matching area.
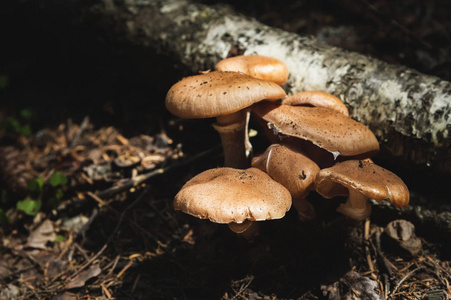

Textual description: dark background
[1,0,450,131]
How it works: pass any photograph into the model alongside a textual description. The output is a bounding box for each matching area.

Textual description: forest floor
[1,0,451,299]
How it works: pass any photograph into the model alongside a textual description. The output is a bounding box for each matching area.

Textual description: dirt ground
[0,0,450,299]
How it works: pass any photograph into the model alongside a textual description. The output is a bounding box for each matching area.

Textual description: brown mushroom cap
[174,167,292,224]
[252,144,320,220]
[165,71,286,119]
[252,102,380,158]
[283,91,349,116]
[215,55,289,85]
[315,160,410,207]
[252,144,320,200]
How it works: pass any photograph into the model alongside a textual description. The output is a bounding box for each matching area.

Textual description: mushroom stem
[244,110,253,160]
[336,188,372,221]
[213,110,249,168]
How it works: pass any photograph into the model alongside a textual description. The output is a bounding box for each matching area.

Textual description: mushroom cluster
[165,54,409,234]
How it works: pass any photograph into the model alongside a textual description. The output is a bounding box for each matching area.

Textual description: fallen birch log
[87,0,450,173]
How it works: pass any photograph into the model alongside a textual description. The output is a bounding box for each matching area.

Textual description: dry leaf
[385,219,422,257]
[0,283,20,299]
[321,271,380,300]
[66,264,102,289]
[182,229,195,245]
[26,219,57,249]
[51,292,78,300]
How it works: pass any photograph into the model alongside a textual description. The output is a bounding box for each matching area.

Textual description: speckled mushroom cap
[283,91,349,116]
[252,144,320,200]
[165,71,286,119]
[252,102,380,158]
[215,55,289,85]
[315,160,410,207]
[174,167,292,224]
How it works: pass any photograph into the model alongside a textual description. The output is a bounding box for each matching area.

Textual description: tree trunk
[84,0,450,173]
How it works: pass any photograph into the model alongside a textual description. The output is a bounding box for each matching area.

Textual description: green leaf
[2,117,20,132]
[55,235,64,242]
[20,108,33,119]
[28,177,44,193]
[49,172,68,187]
[17,199,41,216]
[49,188,64,208]
[0,75,8,89]
[54,188,64,201]
[0,208,9,226]
[1,189,8,205]
[19,124,32,136]
[0,117,31,136]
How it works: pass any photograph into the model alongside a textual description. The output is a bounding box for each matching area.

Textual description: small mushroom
[173,167,292,233]
[252,144,320,220]
[282,91,349,116]
[252,102,380,163]
[215,55,289,85]
[314,160,410,221]
[166,71,286,168]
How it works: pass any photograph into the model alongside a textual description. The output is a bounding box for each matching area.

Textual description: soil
[0,0,450,299]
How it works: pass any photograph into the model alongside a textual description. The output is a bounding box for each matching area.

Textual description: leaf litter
[0,116,450,299]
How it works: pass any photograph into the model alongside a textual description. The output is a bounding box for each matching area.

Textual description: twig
[104,186,150,246]
[96,144,221,199]
[57,145,221,286]
[375,227,392,300]
[115,260,134,279]
[131,273,141,294]
[105,255,121,276]
[364,219,377,280]
[145,200,169,222]
[389,266,426,298]
[76,207,99,242]
[3,265,36,281]
[70,116,91,147]
[375,228,394,275]
[67,186,152,283]
[87,191,108,207]
[227,276,254,300]
[77,185,149,275]
[424,259,451,280]
[31,288,44,300]
[68,244,107,281]
[55,144,222,216]
[73,242,90,261]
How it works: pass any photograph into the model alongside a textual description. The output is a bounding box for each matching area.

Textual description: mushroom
[252,144,320,220]
[173,167,292,233]
[282,91,349,116]
[215,55,289,160]
[252,102,380,166]
[166,71,286,168]
[314,160,410,221]
[215,55,289,85]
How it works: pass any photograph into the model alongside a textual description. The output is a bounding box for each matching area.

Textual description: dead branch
[83,0,450,173]
[56,144,222,216]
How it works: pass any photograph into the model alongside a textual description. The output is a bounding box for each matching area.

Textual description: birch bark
[90,0,450,172]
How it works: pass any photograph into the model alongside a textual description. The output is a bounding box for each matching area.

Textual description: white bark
[89,0,450,172]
